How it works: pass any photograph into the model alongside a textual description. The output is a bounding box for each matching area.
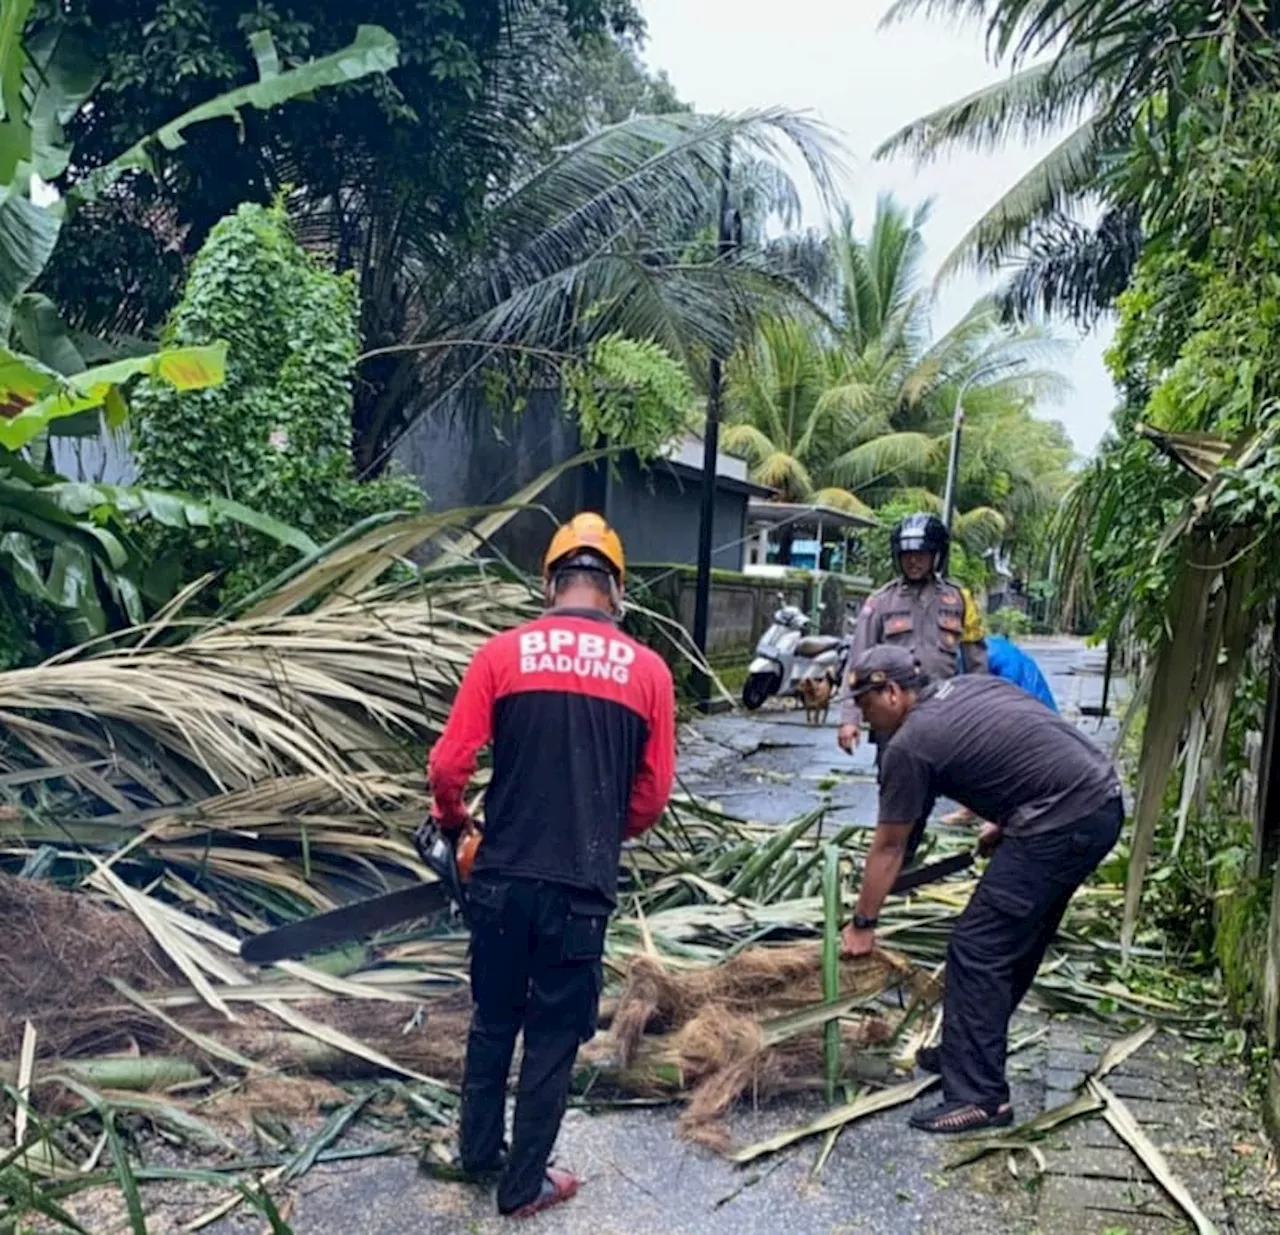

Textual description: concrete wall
[393,387,752,574]
[392,387,586,570]
[636,567,871,663]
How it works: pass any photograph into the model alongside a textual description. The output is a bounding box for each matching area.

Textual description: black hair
[551,566,613,598]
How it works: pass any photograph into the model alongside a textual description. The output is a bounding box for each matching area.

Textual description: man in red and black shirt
[427,513,676,1219]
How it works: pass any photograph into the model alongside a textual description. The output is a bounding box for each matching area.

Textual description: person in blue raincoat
[944,634,1057,824]
[984,635,1056,712]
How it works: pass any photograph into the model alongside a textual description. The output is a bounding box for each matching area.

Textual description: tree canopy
[34,1,646,338]
[721,195,1074,573]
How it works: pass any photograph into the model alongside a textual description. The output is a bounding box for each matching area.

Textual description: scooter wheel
[742,671,781,711]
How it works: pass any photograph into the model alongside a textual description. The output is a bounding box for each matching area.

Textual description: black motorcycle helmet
[890,512,949,572]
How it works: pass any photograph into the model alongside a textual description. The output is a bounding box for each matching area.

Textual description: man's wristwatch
[852,912,878,930]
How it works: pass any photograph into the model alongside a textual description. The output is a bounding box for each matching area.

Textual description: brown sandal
[909,1100,1013,1134]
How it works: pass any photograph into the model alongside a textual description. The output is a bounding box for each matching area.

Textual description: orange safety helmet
[542,512,625,582]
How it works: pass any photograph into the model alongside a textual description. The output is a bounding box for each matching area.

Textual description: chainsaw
[238,821,480,965]
[238,828,973,966]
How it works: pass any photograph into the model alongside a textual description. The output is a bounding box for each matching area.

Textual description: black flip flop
[909,1099,1013,1135]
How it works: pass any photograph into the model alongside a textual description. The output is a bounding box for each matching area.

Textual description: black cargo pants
[459,874,607,1214]
[940,797,1124,1108]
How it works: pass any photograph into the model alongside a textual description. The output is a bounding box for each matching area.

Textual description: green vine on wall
[132,199,422,601]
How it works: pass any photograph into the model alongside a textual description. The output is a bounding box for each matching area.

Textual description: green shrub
[987,606,1033,638]
[132,200,423,604]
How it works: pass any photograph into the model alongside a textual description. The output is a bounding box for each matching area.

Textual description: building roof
[659,434,774,498]
[747,498,877,533]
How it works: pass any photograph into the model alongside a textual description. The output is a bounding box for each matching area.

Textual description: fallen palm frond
[0,774,1234,1225]
[1091,1077,1220,1235]
[0,568,537,922]
[728,1074,940,1165]
[0,483,1235,1223]
[1,576,537,807]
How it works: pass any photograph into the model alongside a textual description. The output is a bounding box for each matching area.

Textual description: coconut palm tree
[813,198,1068,504]
[722,195,1073,563]
[296,107,845,476]
[721,316,872,512]
[875,0,1271,320]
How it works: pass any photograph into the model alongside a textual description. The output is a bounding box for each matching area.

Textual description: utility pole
[691,140,736,711]
[940,393,965,531]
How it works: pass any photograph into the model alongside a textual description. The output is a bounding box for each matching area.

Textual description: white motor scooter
[742,601,849,711]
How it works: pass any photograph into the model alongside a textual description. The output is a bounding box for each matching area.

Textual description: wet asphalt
[680,637,1128,828]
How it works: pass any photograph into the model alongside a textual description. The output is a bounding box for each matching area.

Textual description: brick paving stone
[1100,1072,1174,1101]
[1047,1026,1112,1056]
[1054,1118,1128,1151]
[1044,1068,1087,1092]
[1039,1146,1151,1180]
[1103,1097,1184,1128]
[1037,1173,1181,1221]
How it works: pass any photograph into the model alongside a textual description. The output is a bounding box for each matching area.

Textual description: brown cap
[848,645,925,697]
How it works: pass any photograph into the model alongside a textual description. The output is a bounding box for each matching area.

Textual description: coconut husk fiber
[0,870,479,1082]
[0,871,178,1058]
[605,945,917,1151]
[610,944,913,1066]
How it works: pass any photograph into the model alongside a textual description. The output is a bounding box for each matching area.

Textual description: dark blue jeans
[459,876,607,1213]
[940,797,1124,1108]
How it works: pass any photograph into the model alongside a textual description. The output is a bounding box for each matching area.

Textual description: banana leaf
[73,27,399,205]
[0,343,227,449]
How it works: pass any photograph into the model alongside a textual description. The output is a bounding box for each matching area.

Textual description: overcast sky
[637,0,1115,458]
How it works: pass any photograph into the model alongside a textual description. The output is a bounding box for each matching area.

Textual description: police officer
[837,513,988,863]
[839,645,1123,1135]
[837,512,987,756]
[427,513,676,1218]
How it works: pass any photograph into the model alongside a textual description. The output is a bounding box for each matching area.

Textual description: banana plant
[0,8,398,649]
[0,445,320,645]
[0,10,398,438]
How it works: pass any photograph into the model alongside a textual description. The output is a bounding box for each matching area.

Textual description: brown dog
[798,671,835,726]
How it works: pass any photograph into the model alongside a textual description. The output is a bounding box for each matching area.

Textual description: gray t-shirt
[877,676,1121,836]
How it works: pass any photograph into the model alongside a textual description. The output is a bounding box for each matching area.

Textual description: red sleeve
[427,645,496,831]
[624,660,676,838]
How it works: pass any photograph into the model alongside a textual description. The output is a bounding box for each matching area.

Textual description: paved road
[229,640,1276,1235]
[681,638,1129,828]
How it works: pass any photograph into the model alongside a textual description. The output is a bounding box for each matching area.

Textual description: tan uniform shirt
[840,576,989,727]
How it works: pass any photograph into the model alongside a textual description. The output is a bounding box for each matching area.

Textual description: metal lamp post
[939,373,977,576]
[940,375,974,531]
